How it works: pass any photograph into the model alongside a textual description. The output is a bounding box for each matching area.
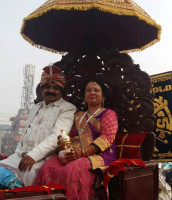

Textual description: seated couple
[0,65,118,200]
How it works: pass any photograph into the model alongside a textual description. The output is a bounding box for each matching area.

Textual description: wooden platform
[0,161,158,200]
[109,160,159,200]
[0,189,67,200]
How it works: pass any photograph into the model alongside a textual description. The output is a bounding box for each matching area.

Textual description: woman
[34,78,118,200]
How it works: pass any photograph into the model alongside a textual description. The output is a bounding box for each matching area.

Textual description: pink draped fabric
[34,156,95,200]
[34,109,118,200]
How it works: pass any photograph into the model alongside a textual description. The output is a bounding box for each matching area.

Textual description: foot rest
[0,184,66,200]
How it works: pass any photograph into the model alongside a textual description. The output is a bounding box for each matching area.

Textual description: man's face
[42,82,62,105]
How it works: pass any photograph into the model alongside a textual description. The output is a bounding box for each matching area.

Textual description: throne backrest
[53,49,156,160]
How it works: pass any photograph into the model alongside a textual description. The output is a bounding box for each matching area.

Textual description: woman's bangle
[82,148,85,156]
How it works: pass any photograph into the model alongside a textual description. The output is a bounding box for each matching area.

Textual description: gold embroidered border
[75,112,93,147]
[118,134,127,158]
[116,134,141,158]
[107,170,114,178]
[92,136,110,152]
[88,154,105,170]
[116,145,140,148]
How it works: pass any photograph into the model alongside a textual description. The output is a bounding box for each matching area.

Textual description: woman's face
[85,81,103,107]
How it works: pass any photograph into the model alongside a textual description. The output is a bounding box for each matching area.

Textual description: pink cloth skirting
[34,156,95,200]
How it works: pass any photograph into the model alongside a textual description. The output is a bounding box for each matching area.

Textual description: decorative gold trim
[116,145,140,148]
[119,134,128,158]
[20,1,161,54]
[88,154,105,170]
[157,159,172,162]
[131,160,138,165]
[107,170,114,178]
[92,136,110,152]
[43,186,49,189]
[150,72,172,79]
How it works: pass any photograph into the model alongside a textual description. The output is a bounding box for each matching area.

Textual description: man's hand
[18,155,35,172]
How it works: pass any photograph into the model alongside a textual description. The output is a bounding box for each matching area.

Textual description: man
[0,65,76,186]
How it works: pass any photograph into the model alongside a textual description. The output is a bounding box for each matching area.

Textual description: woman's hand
[66,147,82,160]
[71,136,79,144]
[60,146,83,164]
[57,135,66,151]
[59,144,100,164]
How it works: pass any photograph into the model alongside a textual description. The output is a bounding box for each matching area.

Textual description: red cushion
[0,183,66,194]
[116,132,147,159]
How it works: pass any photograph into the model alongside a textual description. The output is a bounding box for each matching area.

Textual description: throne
[0,49,159,200]
[54,48,159,200]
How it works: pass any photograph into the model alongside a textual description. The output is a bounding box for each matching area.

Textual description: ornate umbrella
[21,0,161,53]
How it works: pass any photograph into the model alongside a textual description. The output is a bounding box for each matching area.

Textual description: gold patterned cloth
[21,0,161,53]
[74,109,118,170]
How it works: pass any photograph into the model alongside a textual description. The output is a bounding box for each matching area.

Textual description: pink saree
[34,109,118,200]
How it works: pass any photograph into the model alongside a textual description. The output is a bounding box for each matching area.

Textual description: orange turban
[40,66,65,88]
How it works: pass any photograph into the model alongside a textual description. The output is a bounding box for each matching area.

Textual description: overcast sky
[0,0,171,124]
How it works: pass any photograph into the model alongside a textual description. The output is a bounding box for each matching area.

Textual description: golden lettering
[157,151,172,159]
[167,151,172,157]
[152,79,157,83]
[151,75,171,83]
[152,85,172,93]
[156,136,168,144]
[158,131,166,139]
[159,86,166,92]
[165,85,172,91]
[153,154,158,158]
[156,128,171,135]
[154,97,172,131]
[153,87,159,93]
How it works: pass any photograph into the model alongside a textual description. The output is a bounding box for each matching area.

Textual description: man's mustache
[45,92,56,97]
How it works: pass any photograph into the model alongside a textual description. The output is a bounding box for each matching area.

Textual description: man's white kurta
[0,97,76,186]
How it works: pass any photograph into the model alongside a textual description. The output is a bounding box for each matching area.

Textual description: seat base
[109,160,159,200]
[0,189,66,200]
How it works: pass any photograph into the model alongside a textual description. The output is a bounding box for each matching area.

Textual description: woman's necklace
[78,107,101,135]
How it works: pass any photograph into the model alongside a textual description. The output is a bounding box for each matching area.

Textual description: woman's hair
[82,77,108,97]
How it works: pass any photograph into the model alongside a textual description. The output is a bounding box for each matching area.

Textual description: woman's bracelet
[81,148,85,156]
[82,145,97,157]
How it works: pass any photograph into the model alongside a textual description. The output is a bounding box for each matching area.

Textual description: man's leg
[0,154,45,186]
[0,153,21,169]
[18,159,45,186]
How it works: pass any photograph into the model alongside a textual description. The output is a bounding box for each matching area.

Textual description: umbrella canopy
[21,0,161,53]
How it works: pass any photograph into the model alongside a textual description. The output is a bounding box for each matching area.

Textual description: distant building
[0,64,35,155]
[10,109,29,154]
[0,124,11,134]
[0,109,29,155]
[0,124,12,155]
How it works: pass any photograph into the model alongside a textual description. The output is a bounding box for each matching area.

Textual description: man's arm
[27,103,76,162]
[15,103,42,157]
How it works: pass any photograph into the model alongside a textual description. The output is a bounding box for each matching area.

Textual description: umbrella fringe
[20,33,64,54]
[20,2,161,54]
[20,32,161,54]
